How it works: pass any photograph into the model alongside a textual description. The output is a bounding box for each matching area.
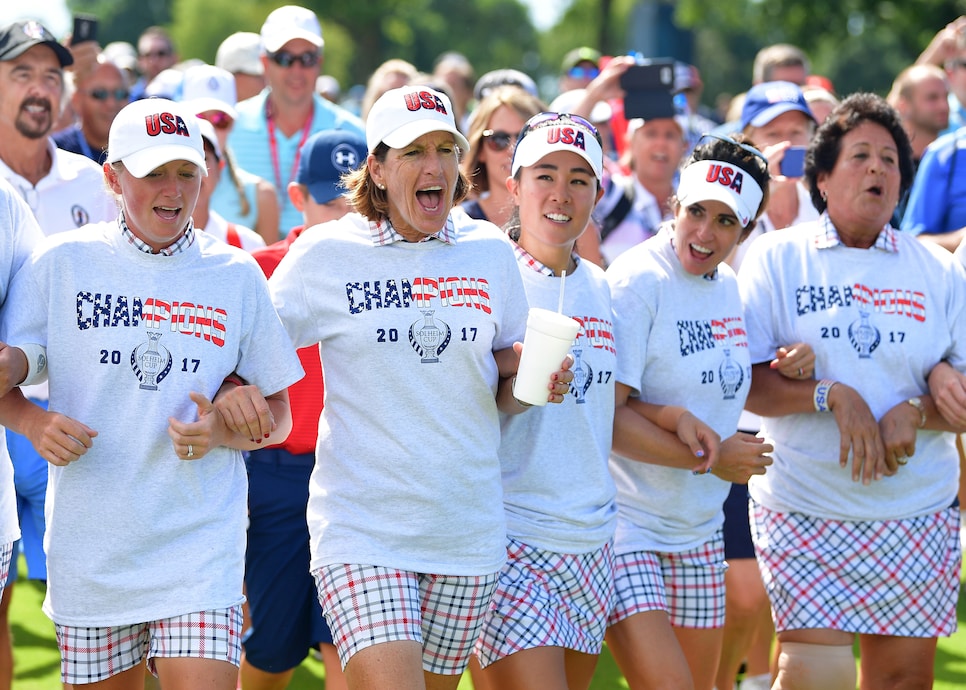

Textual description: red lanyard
[266,99,314,193]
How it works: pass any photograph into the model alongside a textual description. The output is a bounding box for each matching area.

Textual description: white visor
[676,159,763,228]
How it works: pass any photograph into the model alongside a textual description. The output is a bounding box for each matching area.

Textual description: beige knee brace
[772,641,855,690]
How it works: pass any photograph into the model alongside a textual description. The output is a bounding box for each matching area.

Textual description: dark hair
[805,92,914,213]
[345,142,470,221]
[680,133,771,235]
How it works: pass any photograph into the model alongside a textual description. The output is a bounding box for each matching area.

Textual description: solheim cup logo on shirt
[409,310,451,363]
[848,308,880,358]
[571,348,592,404]
[131,328,173,390]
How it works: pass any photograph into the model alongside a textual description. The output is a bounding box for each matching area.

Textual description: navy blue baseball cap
[0,20,73,67]
[296,130,367,204]
[740,81,815,130]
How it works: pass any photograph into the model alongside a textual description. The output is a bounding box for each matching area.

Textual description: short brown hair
[345,143,470,222]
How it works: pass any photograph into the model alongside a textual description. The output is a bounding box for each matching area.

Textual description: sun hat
[260,5,323,54]
[365,85,469,154]
[107,99,207,178]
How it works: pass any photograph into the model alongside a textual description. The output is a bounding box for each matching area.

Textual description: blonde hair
[462,85,545,195]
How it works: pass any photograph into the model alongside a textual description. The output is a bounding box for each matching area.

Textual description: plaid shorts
[0,541,12,592]
[56,605,243,684]
[609,531,726,629]
[313,563,499,675]
[751,500,961,637]
[475,538,614,667]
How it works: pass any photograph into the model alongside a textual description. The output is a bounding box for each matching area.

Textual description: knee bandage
[773,641,855,690]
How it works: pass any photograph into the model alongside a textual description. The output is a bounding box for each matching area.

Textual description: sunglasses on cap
[268,50,320,68]
[520,112,603,147]
[567,66,600,80]
[697,133,769,173]
[482,129,518,152]
[86,88,130,102]
[199,111,234,130]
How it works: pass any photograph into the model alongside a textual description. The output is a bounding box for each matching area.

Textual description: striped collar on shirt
[511,239,580,277]
[811,212,899,253]
[369,215,456,246]
[119,213,195,256]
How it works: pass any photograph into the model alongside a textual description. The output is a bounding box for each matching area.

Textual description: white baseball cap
[196,117,222,162]
[216,32,264,76]
[107,99,207,178]
[366,85,469,154]
[181,64,237,119]
[676,159,764,228]
[510,114,603,180]
[260,5,323,54]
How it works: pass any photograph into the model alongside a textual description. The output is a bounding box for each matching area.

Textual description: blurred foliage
[65,0,966,111]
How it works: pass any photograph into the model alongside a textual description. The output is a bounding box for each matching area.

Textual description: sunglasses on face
[697,133,770,173]
[951,59,966,70]
[567,66,600,80]
[482,129,517,152]
[86,88,130,102]
[140,50,170,60]
[520,112,603,147]
[268,50,320,68]
[199,111,234,130]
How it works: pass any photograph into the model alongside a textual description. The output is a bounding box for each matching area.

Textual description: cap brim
[305,179,342,204]
[749,102,815,128]
[378,121,470,154]
[116,145,209,178]
[186,97,237,120]
[5,39,73,67]
[262,31,323,55]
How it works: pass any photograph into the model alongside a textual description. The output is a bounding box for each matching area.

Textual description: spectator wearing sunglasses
[130,26,177,101]
[559,46,602,94]
[460,85,545,228]
[182,63,281,245]
[230,5,363,237]
[54,54,130,164]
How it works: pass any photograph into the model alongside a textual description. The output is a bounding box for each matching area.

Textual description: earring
[821,189,828,202]
[378,183,386,190]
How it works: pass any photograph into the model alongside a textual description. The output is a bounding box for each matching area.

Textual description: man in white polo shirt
[0,20,116,233]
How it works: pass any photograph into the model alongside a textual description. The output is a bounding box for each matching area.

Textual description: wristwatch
[907,397,927,428]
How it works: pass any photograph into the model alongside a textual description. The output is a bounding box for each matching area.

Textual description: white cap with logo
[107,99,207,179]
[181,64,237,119]
[365,86,469,154]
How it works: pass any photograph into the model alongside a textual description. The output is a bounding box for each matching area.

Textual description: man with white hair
[229,5,363,235]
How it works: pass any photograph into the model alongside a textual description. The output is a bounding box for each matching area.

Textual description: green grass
[8,554,966,688]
